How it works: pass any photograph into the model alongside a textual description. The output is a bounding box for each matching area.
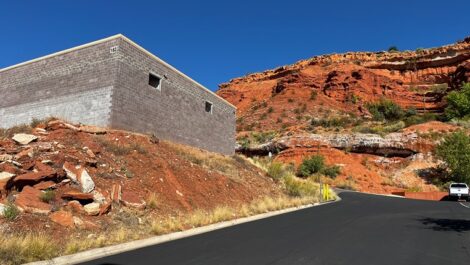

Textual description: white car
[449,183,469,201]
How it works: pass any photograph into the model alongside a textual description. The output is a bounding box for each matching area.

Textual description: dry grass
[39,189,56,203]
[335,179,358,191]
[169,142,244,178]
[64,228,139,255]
[0,191,331,264]
[0,124,32,139]
[283,175,321,197]
[0,117,56,139]
[150,194,320,236]
[0,233,59,265]
[146,193,158,209]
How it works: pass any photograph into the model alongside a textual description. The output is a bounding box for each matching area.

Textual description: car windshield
[451,184,467,188]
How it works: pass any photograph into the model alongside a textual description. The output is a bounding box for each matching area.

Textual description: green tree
[388,46,399,52]
[436,131,470,183]
[444,83,470,120]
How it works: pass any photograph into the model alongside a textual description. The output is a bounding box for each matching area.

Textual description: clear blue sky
[1,0,469,91]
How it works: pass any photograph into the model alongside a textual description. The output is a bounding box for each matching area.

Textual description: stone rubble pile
[0,120,146,228]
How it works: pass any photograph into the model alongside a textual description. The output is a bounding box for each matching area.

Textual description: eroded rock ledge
[238,132,425,158]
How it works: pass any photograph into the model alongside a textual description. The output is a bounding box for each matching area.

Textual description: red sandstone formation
[216,37,470,194]
[217,37,470,132]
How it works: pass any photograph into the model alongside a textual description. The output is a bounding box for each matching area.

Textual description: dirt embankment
[0,119,281,240]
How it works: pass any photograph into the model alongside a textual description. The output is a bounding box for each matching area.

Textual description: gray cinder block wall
[0,35,236,155]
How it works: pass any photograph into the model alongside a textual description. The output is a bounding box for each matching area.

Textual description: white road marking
[459,202,470,208]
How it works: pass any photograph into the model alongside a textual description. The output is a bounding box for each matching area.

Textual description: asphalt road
[81,192,470,265]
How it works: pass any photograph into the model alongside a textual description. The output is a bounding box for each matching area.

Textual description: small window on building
[205,101,213,114]
[110,46,119,54]
[149,73,161,90]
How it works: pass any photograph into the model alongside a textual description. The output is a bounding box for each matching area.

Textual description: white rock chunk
[12,133,38,145]
[79,169,95,193]
[63,162,95,193]
[0,172,15,182]
[0,203,5,217]
[84,202,100,216]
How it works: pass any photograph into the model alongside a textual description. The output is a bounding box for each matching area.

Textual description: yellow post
[326,184,329,201]
[322,184,329,201]
[324,184,330,201]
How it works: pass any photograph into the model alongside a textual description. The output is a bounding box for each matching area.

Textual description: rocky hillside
[217,36,470,194]
[0,119,281,241]
[218,37,470,132]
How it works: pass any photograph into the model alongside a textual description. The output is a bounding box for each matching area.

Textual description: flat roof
[0,34,236,109]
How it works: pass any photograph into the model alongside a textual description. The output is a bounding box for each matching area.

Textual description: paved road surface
[81,192,470,265]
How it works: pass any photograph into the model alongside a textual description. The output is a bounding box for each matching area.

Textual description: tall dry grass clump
[0,233,59,265]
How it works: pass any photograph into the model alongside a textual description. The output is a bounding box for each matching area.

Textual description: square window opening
[205,101,213,113]
[149,73,161,90]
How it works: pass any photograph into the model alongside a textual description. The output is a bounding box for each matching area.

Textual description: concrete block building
[0,34,236,155]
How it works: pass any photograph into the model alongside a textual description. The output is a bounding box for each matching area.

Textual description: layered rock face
[216,37,470,194]
[217,37,470,132]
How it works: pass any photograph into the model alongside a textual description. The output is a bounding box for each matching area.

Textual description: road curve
[80,192,470,265]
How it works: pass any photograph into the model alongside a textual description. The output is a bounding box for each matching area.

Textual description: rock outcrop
[217,36,470,132]
[238,131,432,158]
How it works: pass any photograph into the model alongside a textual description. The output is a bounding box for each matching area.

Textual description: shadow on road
[419,217,470,232]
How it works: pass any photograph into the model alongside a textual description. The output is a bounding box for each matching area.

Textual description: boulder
[15,186,51,215]
[15,148,34,159]
[49,211,74,227]
[0,172,15,182]
[12,134,38,145]
[35,142,53,151]
[121,191,146,209]
[99,202,111,215]
[0,154,14,162]
[33,181,56,190]
[79,169,95,193]
[63,163,95,193]
[34,161,54,173]
[111,184,122,203]
[83,202,100,216]
[46,120,67,131]
[13,170,56,189]
[61,191,94,203]
[0,172,15,196]
[63,162,78,182]
[92,190,106,204]
[67,200,84,214]
[73,216,100,230]
[78,125,107,134]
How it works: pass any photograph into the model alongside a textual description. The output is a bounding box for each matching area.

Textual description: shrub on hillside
[3,203,20,221]
[267,162,288,180]
[404,113,439,127]
[444,83,470,120]
[251,131,276,144]
[310,116,356,128]
[39,189,55,203]
[435,131,470,183]
[298,155,341,178]
[298,155,325,177]
[322,165,341,178]
[366,99,405,121]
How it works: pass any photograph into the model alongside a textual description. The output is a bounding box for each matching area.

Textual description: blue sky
[0,0,469,91]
